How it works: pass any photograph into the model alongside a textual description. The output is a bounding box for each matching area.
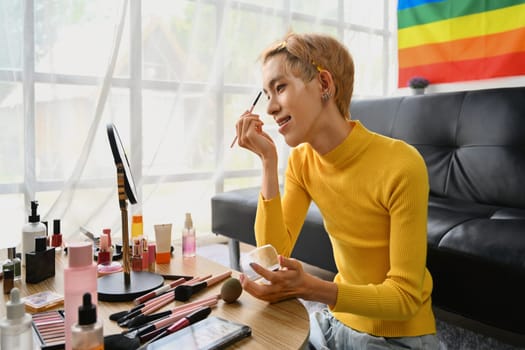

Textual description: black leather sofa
[211,86,525,338]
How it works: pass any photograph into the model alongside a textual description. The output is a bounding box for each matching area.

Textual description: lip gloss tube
[132,239,143,272]
[148,243,156,272]
[142,238,149,271]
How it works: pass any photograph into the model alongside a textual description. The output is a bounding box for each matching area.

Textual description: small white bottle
[182,212,196,258]
[21,200,47,265]
[0,288,33,350]
[71,292,104,350]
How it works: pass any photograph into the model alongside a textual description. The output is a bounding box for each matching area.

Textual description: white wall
[398,75,525,96]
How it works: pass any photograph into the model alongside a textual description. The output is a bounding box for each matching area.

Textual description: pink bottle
[64,242,97,350]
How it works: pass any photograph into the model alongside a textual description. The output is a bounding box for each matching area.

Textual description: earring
[322,91,331,102]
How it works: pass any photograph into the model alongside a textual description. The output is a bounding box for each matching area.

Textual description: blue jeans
[309,309,444,350]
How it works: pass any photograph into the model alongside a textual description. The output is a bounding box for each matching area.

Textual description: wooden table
[1,250,310,349]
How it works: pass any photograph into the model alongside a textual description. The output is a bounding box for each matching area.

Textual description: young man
[234,32,440,349]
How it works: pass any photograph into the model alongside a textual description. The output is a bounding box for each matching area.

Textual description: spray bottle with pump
[21,201,47,265]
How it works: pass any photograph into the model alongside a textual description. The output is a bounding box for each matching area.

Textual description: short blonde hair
[260,32,354,119]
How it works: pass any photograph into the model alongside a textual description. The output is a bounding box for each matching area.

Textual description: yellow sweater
[255,121,436,337]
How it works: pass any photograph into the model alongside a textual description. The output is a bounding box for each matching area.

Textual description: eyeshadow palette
[24,291,64,313]
[32,310,66,349]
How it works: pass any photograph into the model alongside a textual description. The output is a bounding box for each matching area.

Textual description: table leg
[228,238,241,271]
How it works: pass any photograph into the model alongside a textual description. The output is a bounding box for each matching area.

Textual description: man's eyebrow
[263,75,285,95]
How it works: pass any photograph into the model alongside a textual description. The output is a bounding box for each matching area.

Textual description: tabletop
[1,248,310,350]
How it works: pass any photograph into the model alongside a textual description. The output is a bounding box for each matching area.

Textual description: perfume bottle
[21,200,47,264]
[25,236,55,284]
[182,212,196,258]
[2,257,14,288]
[0,288,33,349]
[71,293,103,350]
[3,269,14,295]
[6,248,21,280]
[9,248,22,281]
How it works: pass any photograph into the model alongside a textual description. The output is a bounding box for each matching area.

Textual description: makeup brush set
[104,271,245,350]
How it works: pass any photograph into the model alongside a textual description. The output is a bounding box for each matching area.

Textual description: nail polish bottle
[64,242,97,350]
[182,213,196,258]
[102,228,113,258]
[51,219,63,250]
[0,288,33,349]
[25,236,55,284]
[102,228,112,246]
[131,239,143,272]
[71,293,103,350]
[97,234,111,265]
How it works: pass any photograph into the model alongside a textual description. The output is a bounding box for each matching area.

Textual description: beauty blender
[220,277,243,303]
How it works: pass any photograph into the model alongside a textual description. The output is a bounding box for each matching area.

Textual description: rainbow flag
[397,0,525,87]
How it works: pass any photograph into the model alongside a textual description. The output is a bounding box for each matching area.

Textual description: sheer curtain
[0,0,396,248]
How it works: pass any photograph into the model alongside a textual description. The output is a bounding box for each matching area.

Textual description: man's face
[262,54,323,147]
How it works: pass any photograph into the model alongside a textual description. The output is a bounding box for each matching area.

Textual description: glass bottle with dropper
[71,292,103,350]
[0,287,33,349]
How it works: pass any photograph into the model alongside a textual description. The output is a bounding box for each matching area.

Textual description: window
[0,0,395,244]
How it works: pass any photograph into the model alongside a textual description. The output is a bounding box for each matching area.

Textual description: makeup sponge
[220,277,243,303]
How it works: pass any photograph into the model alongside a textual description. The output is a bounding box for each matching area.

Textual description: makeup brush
[107,297,219,347]
[230,91,263,148]
[134,277,188,305]
[104,333,140,350]
[135,298,218,341]
[125,294,220,330]
[174,270,232,302]
[108,281,243,348]
[113,276,202,324]
[128,278,241,330]
[109,280,183,322]
[118,273,215,327]
[137,306,212,350]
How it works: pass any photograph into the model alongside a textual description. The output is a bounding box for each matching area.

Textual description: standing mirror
[98,123,164,302]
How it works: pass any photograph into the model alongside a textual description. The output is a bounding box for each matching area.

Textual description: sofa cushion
[351,87,525,209]
[211,187,336,272]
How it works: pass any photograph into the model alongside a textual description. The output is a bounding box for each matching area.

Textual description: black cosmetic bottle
[25,236,55,284]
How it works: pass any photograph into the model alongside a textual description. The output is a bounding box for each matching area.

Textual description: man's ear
[318,70,334,92]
